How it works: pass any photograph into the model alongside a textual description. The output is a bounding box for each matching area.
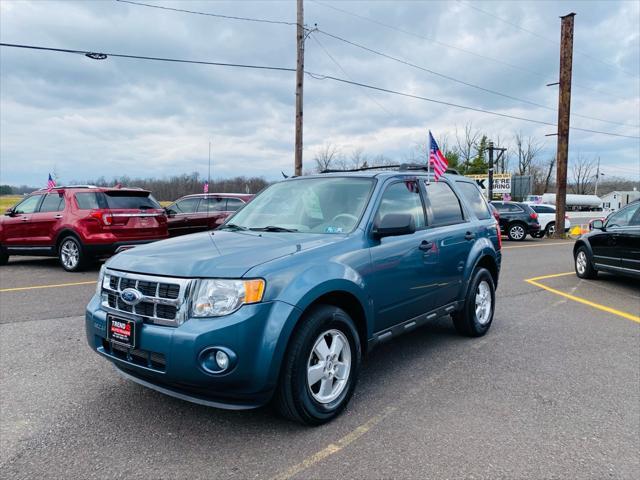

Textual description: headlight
[96,264,107,295]
[191,279,265,317]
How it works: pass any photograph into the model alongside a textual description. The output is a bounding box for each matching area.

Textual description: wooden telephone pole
[554,13,575,238]
[294,0,304,176]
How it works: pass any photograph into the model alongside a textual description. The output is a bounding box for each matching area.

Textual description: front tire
[58,236,86,272]
[275,304,361,425]
[507,222,527,241]
[575,246,597,279]
[452,268,495,337]
[545,222,556,238]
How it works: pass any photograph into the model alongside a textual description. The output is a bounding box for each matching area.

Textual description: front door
[2,194,44,246]
[368,179,436,332]
[608,203,640,272]
[166,197,201,236]
[23,192,66,246]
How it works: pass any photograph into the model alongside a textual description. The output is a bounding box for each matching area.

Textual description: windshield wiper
[249,226,298,232]
[219,223,248,231]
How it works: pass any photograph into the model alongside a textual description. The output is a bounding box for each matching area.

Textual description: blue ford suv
[86,167,501,424]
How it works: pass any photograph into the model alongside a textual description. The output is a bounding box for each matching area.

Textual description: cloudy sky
[1,0,638,187]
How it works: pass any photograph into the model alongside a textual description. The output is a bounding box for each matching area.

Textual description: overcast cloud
[1,0,638,187]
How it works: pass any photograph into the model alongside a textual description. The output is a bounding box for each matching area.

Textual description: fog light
[198,347,237,374]
[215,350,229,370]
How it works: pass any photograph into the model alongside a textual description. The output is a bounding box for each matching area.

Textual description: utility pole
[594,156,601,196]
[487,142,507,200]
[488,141,494,201]
[294,0,304,176]
[553,13,575,238]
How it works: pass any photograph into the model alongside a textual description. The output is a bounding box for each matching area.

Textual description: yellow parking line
[503,242,572,250]
[271,407,396,480]
[525,272,640,324]
[0,280,96,293]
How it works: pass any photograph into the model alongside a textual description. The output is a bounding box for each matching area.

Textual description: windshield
[226,177,374,233]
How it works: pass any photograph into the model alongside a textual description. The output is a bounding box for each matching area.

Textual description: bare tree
[570,154,597,194]
[542,156,556,193]
[455,123,482,171]
[313,143,341,172]
[514,131,543,175]
[349,148,369,169]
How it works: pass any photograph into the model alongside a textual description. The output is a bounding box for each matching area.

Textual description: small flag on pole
[203,181,209,193]
[428,131,448,181]
[47,173,56,191]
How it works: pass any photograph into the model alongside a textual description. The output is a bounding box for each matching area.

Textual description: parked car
[86,168,501,424]
[488,202,500,222]
[524,203,571,238]
[0,186,168,271]
[164,193,253,236]
[490,201,541,241]
[574,200,640,279]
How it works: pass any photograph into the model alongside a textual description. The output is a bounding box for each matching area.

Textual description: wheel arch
[55,229,83,251]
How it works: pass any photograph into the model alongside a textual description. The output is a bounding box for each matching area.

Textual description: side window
[456,182,492,220]
[607,204,639,228]
[225,198,245,212]
[507,204,524,212]
[75,193,101,210]
[173,197,200,214]
[39,193,66,212]
[493,202,507,212]
[424,181,464,226]
[13,195,43,214]
[376,181,426,229]
[198,197,226,212]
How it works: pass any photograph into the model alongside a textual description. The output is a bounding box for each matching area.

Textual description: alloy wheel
[510,225,525,240]
[576,251,587,275]
[475,280,492,325]
[307,329,351,404]
[61,240,80,270]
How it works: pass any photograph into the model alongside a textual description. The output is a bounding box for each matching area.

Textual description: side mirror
[373,213,416,238]
[165,207,176,217]
[591,219,604,230]
[4,208,15,217]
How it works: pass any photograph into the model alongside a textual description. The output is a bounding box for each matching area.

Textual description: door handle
[464,231,476,240]
[54,214,63,219]
[21,217,30,221]
[419,240,433,251]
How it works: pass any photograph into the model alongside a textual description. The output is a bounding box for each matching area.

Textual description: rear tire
[545,222,556,238]
[274,304,361,425]
[507,222,527,241]
[58,236,86,272]
[452,268,495,337]
[575,246,597,279]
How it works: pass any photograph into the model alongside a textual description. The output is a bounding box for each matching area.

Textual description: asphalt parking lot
[1,239,638,479]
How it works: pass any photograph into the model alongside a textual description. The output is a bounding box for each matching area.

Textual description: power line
[1,41,638,140]
[309,0,631,102]
[115,0,298,26]
[310,34,394,116]
[458,0,640,79]
[115,0,637,128]
[315,28,639,129]
[0,42,296,73]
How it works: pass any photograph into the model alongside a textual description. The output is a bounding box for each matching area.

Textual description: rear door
[24,191,66,246]
[102,190,167,240]
[195,196,227,231]
[423,180,475,306]
[2,194,44,246]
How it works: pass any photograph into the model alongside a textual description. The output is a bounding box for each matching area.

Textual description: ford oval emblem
[120,288,143,306]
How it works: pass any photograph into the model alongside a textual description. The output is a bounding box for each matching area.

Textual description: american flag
[47,173,56,191]
[203,181,209,193]
[428,131,448,181]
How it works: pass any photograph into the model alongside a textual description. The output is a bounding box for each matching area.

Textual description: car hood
[106,230,344,278]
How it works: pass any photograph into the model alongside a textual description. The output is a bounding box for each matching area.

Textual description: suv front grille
[101,269,192,326]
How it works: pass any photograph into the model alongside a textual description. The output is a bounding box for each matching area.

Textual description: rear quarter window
[75,192,102,210]
[456,182,492,220]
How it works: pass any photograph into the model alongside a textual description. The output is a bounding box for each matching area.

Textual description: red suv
[164,193,253,236]
[0,186,168,271]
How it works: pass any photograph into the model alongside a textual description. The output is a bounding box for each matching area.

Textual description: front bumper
[85,295,299,408]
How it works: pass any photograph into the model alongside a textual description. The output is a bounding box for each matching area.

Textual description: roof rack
[36,185,99,191]
[319,163,461,175]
